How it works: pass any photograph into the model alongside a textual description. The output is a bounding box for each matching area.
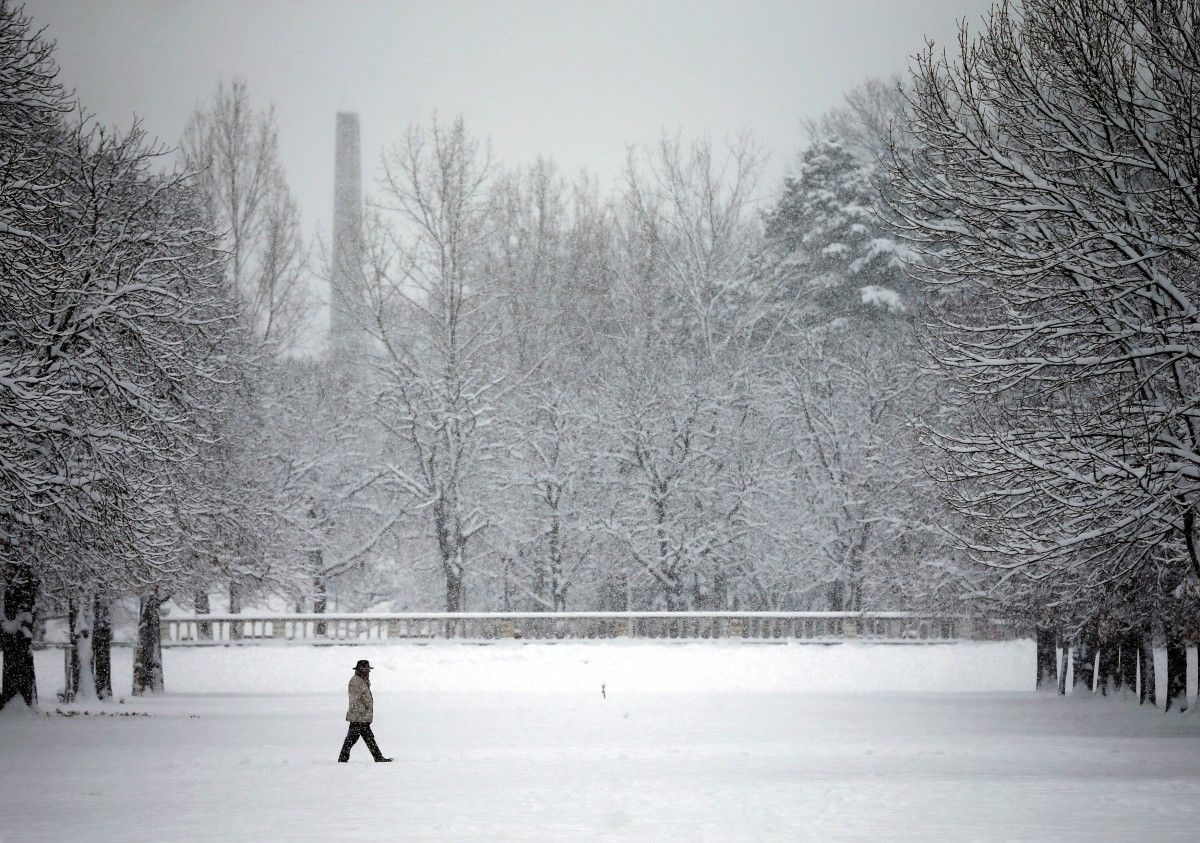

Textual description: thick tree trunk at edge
[0,564,38,710]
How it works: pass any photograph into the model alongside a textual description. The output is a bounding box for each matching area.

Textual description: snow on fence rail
[159,611,1022,645]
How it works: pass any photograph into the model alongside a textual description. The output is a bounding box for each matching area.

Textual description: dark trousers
[338,721,385,761]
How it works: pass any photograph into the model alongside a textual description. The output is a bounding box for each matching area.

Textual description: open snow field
[4,641,1200,841]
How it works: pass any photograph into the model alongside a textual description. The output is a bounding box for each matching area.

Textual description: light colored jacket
[346,673,374,723]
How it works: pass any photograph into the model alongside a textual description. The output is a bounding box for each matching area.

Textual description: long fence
[159,611,1022,645]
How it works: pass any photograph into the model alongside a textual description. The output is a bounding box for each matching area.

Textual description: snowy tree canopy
[889,0,1200,637]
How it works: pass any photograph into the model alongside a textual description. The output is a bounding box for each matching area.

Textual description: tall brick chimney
[330,112,364,360]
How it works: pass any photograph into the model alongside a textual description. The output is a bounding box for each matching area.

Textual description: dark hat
[355,659,372,671]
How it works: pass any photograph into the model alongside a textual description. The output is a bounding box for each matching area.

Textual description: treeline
[890,0,1200,706]
[0,2,323,706]
[1,0,956,706]
[0,2,252,705]
[4,0,1199,710]
[339,118,954,619]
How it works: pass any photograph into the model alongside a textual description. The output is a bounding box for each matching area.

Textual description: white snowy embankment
[6,641,1200,841]
[26,637,1035,699]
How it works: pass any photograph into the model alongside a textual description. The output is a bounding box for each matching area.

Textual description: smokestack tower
[330,112,365,361]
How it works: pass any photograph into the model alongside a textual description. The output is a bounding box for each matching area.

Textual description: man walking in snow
[337,659,393,762]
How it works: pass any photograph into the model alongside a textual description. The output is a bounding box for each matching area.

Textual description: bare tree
[365,117,498,611]
[623,135,765,364]
[2,102,240,706]
[180,78,314,621]
[771,328,962,611]
[183,77,310,353]
[479,162,606,611]
[584,137,768,609]
[802,76,910,165]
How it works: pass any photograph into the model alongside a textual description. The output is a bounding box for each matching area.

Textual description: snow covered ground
[4,641,1200,841]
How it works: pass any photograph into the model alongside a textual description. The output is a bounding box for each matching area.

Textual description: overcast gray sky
[28,0,992,352]
[28,1,993,228]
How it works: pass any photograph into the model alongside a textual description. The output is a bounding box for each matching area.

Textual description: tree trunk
[445,564,464,612]
[70,596,98,702]
[1055,633,1067,695]
[1136,645,1143,703]
[1118,631,1141,696]
[653,494,683,610]
[66,597,79,701]
[1096,639,1120,696]
[228,580,242,640]
[847,550,864,613]
[602,571,629,611]
[92,593,112,700]
[1063,644,1076,695]
[547,504,568,611]
[711,566,729,612]
[1187,644,1199,711]
[195,589,211,640]
[1152,631,1168,711]
[826,579,845,612]
[0,564,38,710]
[1075,637,1095,693]
[435,508,466,612]
[132,592,165,696]
[312,571,326,638]
[662,569,687,611]
[1141,635,1157,707]
[312,545,326,638]
[1167,641,1188,712]
[501,556,514,612]
[31,606,46,645]
[1035,627,1057,690]
[441,551,465,638]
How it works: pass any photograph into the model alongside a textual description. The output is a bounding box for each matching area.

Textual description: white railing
[160,611,1019,645]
